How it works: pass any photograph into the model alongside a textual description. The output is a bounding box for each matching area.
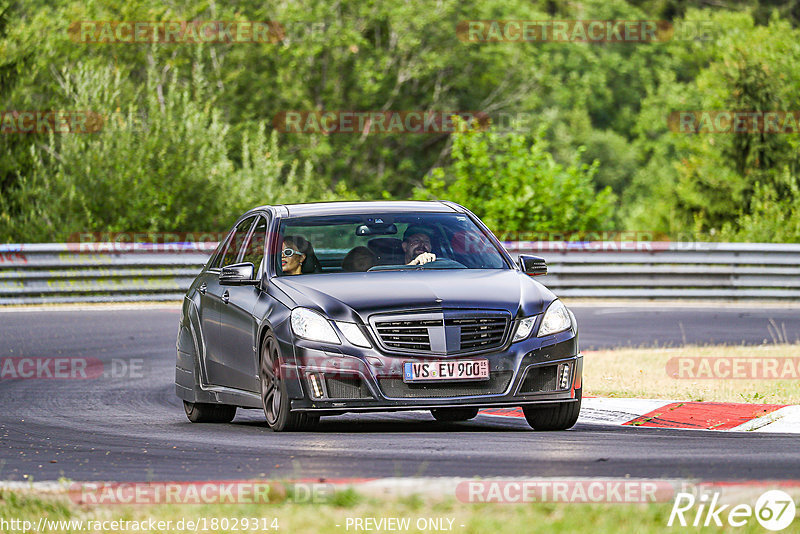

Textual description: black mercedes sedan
[176,201,582,431]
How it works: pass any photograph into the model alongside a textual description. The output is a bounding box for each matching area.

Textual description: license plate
[403,359,489,382]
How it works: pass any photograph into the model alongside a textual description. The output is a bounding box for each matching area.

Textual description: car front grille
[378,371,512,398]
[371,311,510,355]
[373,319,440,351]
[448,316,508,351]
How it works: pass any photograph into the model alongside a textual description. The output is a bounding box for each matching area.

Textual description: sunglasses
[282,248,302,258]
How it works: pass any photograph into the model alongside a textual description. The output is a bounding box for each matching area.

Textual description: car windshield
[277,212,510,275]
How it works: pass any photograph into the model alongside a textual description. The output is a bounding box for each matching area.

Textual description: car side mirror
[219,262,259,285]
[518,255,547,276]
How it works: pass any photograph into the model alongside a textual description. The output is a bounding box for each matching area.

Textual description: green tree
[625,11,800,241]
[415,124,616,236]
[0,60,336,241]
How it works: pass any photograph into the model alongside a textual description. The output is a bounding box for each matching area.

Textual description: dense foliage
[415,122,616,236]
[1,0,798,242]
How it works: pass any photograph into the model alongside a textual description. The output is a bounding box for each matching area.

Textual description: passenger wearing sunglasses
[280,235,320,275]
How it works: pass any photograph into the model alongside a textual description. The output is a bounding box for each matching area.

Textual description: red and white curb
[480,398,800,433]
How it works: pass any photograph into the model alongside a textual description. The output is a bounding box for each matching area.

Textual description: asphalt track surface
[0,305,799,482]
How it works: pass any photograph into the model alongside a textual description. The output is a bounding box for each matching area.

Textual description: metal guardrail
[0,241,799,304]
[0,243,214,305]
[505,241,800,299]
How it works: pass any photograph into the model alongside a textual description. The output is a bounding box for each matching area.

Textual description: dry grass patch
[584,344,800,404]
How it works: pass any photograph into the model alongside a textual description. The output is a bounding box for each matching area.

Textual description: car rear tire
[183,400,237,423]
[430,407,480,422]
[522,394,581,431]
[260,333,319,432]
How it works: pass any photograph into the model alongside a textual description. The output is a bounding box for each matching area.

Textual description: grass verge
[584,343,800,403]
[0,487,776,534]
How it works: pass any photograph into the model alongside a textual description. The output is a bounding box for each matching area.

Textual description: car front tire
[430,407,480,422]
[183,400,236,423]
[522,390,581,431]
[260,333,319,432]
[522,388,582,430]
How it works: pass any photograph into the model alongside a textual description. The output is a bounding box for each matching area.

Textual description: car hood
[271,269,555,323]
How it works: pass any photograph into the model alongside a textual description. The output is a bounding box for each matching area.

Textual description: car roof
[246,200,463,218]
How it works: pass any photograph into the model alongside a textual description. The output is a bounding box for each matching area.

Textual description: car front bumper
[281,328,582,413]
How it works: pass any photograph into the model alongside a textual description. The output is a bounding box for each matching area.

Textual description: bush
[0,61,341,242]
[414,124,617,237]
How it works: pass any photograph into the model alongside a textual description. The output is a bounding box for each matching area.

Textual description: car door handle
[222,290,230,304]
[198,283,207,295]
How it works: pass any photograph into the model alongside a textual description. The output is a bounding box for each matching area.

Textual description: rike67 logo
[669,489,796,531]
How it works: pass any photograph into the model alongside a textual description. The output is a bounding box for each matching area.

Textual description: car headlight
[290,308,341,344]
[335,321,371,348]
[538,300,572,337]
[513,316,537,342]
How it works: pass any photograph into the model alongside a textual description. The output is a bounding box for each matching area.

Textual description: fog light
[308,373,324,398]
[559,364,571,389]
